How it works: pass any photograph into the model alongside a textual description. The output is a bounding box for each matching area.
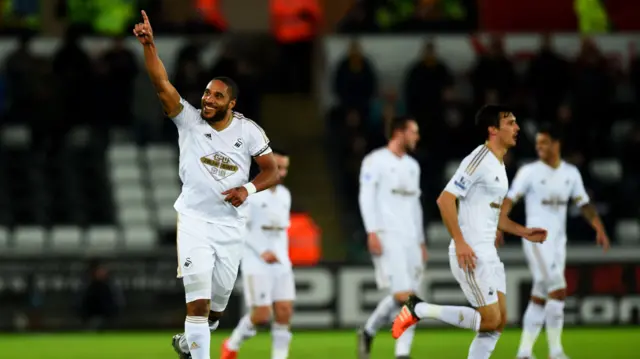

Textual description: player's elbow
[436,191,454,209]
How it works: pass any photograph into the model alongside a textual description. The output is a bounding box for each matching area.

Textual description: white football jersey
[444,145,509,259]
[358,147,424,244]
[506,160,589,238]
[171,98,271,228]
[241,185,292,273]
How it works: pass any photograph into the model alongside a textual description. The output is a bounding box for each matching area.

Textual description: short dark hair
[212,76,239,100]
[537,123,562,142]
[271,147,289,157]
[388,115,415,138]
[475,104,513,139]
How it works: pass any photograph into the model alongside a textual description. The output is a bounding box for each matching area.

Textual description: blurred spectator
[470,34,516,106]
[100,36,138,128]
[210,42,239,79]
[368,87,406,150]
[172,43,208,108]
[333,40,378,115]
[337,1,378,33]
[403,40,453,120]
[51,27,94,153]
[271,0,321,94]
[78,261,124,331]
[526,33,570,122]
[570,37,613,153]
[2,32,39,125]
[628,51,640,116]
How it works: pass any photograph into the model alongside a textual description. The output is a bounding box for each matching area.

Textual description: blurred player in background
[357,116,428,359]
[498,124,610,359]
[220,149,294,359]
[392,105,547,359]
[133,10,279,359]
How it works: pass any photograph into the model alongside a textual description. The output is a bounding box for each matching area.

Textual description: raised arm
[133,10,181,117]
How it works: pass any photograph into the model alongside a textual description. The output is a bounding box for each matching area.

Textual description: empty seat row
[0,225,159,253]
[108,144,177,164]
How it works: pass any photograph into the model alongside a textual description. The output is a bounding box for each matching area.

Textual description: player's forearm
[142,43,170,90]
[415,199,425,243]
[581,203,605,232]
[498,215,527,237]
[358,187,379,233]
[251,166,279,193]
[501,198,515,217]
[436,193,464,244]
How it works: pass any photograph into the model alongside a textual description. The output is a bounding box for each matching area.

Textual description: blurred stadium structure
[0,0,639,350]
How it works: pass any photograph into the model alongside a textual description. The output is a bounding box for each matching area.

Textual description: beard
[201,103,229,123]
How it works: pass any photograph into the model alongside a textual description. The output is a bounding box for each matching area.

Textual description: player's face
[275,154,290,183]
[535,133,559,161]
[402,120,420,152]
[496,113,519,148]
[201,80,236,122]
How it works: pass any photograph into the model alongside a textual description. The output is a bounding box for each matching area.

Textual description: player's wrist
[242,182,257,195]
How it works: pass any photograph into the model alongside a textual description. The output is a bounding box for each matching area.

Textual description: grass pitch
[2,328,637,359]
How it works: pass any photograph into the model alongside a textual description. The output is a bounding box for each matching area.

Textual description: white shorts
[449,255,506,308]
[176,214,246,311]
[372,238,424,294]
[242,268,296,307]
[522,236,567,298]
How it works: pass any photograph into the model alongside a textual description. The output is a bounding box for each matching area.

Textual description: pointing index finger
[141,10,150,24]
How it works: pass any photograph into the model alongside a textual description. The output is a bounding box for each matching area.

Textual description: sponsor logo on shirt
[200,152,239,180]
[454,175,468,191]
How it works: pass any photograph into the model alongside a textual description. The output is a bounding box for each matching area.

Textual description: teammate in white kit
[220,149,295,359]
[498,124,610,359]
[134,11,279,359]
[357,116,428,359]
[391,105,547,359]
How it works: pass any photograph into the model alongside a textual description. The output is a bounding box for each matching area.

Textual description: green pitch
[2,328,637,359]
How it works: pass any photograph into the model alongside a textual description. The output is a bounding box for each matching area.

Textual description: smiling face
[201,79,236,123]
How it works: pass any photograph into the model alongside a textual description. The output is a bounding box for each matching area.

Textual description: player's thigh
[242,272,274,308]
[176,215,216,279]
[272,270,296,303]
[406,244,425,292]
[210,226,245,312]
[378,246,415,294]
[448,255,500,307]
[522,240,554,282]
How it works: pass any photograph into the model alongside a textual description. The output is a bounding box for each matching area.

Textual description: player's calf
[185,299,212,359]
[516,295,546,358]
[272,301,294,359]
[546,288,568,358]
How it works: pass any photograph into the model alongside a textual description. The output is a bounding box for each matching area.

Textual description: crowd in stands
[329,34,640,244]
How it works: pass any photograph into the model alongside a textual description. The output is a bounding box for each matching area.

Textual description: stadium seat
[426,222,450,246]
[117,205,152,226]
[1,125,30,148]
[50,226,83,251]
[615,219,640,244]
[114,185,148,207]
[109,165,143,183]
[610,120,634,143]
[0,226,9,249]
[144,145,177,164]
[589,159,622,183]
[67,126,91,148]
[148,166,179,184]
[123,225,158,250]
[156,206,178,230]
[151,183,180,207]
[107,144,139,164]
[12,226,46,252]
[444,161,460,181]
[86,226,119,252]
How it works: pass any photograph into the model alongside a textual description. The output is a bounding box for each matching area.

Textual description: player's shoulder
[278,184,292,198]
[460,144,491,173]
[235,112,264,133]
[516,161,540,175]
[362,147,387,165]
[561,161,581,175]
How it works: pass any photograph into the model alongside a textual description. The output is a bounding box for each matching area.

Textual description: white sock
[180,318,220,353]
[516,301,545,357]
[226,314,257,351]
[271,323,292,359]
[394,323,416,357]
[185,316,211,359]
[364,295,399,335]
[545,299,565,356]
[414,302,481,331]
[467,331,501,359]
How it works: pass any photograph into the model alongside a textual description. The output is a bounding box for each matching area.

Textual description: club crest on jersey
[200,152,239,180]
[234,138,243,148]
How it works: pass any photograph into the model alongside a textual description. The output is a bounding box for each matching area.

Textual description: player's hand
[367,232,382,256]
[455,240,477,270]
[133,10,154,45]
[222,186,249,207]
[420,243,429,262]
[524,227,547,243]
[495,230,505,247]
[260,251,279,264]
[596,230,610,253]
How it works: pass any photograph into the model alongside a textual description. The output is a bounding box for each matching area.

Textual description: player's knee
[208,310,223,322]
[548,287,567,300]
[477,305,502,332]
[251,306,272,325]
[186,299,210,317]
[530,295,546,306]
[393,291,412,304]
[273,302,293,324]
